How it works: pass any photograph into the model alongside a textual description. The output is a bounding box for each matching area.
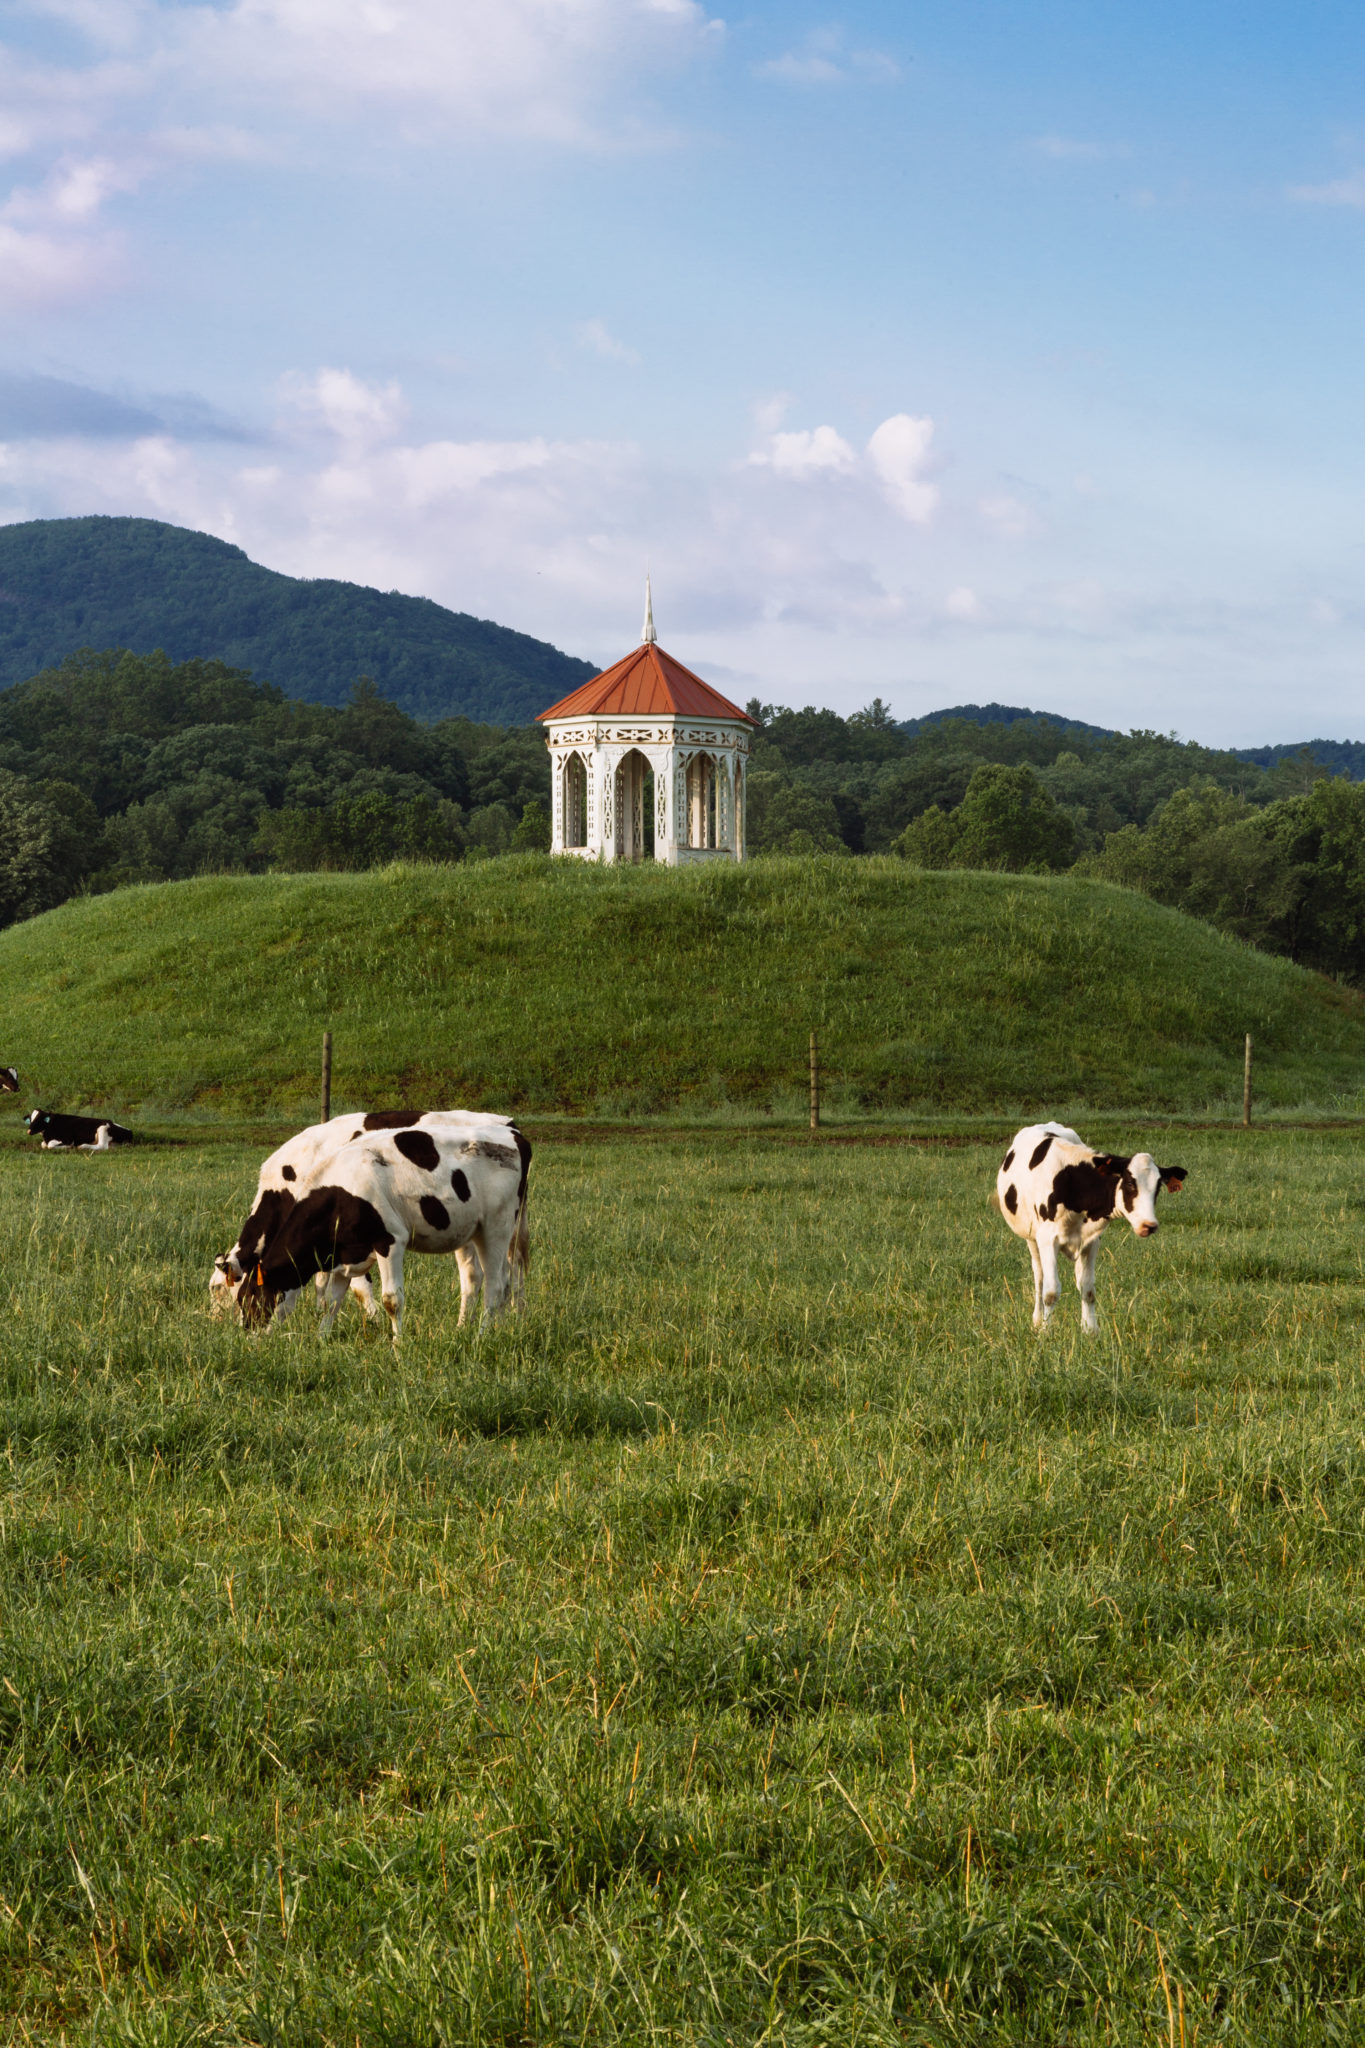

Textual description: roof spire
[641,573,657,645]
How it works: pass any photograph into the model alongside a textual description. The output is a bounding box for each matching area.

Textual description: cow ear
[1091,1153,1126,1177]
[1159,1166,1187,1192]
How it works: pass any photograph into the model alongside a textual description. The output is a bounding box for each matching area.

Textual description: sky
[1,1,1364,741]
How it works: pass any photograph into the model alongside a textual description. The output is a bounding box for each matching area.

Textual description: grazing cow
[234,1115,531,1340]
[217,1110,529,1330]
[26,1108,134,1149]
[0,1068,17,1093]
[993,1121,1188,1332]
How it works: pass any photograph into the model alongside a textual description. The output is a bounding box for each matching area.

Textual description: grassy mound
[3,856,1363,1118]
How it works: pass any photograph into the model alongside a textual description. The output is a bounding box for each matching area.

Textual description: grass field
[4,1122,1365,2043]
[4,857,1365,1118]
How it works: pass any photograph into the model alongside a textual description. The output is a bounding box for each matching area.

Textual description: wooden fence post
[1242,1033,1252,1129]
[321,1030,333,1124]
[809,1031,820,1131]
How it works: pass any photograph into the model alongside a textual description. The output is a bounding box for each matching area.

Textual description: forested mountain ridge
[0,515,595,723]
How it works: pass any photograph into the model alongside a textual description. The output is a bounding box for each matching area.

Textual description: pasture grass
[3,1125,1365,2043]
[3,857,1365,1117]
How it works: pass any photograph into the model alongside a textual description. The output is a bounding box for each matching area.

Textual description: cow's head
[1093,1152,1188,1237]
[0,1067,18,1093]
[25,1109,46,1134]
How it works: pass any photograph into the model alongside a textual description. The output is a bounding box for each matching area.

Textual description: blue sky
[1,0,1364,740]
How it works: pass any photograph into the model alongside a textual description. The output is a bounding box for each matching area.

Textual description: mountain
[899,701,1117,740]
[901,701,1365,780]
[0,516,596,724]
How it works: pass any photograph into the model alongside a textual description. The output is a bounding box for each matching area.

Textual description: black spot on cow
[239,1185,396,1326]
[1001,1148,1014,1172]
[238,1186,296,1258]
[1028,1134,1054,1169]
[1046,1160,1121,1223]
[419,1194,451,1233]
[1004,1183,1018,1214]
[451,1168,471,1203]
[394,1129,440,1171]
[363,1110,427,1131]
[281,1163,296,1182]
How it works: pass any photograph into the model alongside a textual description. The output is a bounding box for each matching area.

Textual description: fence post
[321,1030,333,1124]
[1242,1033,1252,1129]
[809,1030,820,1131]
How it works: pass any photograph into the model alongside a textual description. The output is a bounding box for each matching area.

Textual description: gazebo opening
[562,750,588,849]
[614,748,655,862]
[687,752,718,850]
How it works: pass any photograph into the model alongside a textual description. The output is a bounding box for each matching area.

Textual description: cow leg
[1075,1241,1100,1334]
[476,1211,517,1323]
[1027,1238,1045,1328]
[376,1248,405,1342]
[1036,1236,1061,1330]
[455,1244,483,1327]
[316,1270,351,1338]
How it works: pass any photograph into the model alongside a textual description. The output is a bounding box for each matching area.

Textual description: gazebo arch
[539,584,754,866]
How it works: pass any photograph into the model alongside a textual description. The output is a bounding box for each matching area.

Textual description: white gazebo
[538,584,755,864]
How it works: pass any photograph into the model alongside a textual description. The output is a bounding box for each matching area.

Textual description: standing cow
[215,1110,529,1327]
[234,1116,530,1340]
[993,1121,1187,1332]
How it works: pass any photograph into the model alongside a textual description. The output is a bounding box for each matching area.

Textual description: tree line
[1,650,1362,986]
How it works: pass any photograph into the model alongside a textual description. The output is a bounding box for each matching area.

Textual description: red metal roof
[538,642,755,724]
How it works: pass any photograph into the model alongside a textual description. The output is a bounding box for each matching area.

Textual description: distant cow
[26,1108,134,1150]
[993,1121,1187,1333]
[0,1068,18,1093]
[234,1116,531,1341]
[219,1110,529,1332]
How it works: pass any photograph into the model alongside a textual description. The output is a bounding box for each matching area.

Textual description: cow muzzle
[1136,1221,1159,1238]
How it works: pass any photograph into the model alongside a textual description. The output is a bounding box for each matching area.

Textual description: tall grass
[3,1126,1365,2041]
[2,857,1363,1117]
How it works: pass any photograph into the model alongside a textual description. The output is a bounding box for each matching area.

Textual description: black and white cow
[214,1110,528,1326]
[234,1115,531,1340]
[993,1121,1188,1333]
[26,1108,134,1150]
[0,1068,18,1093]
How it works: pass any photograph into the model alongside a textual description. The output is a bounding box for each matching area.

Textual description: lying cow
[218,1110,529,1332]
[0,1068,17,1093]
[234,1116,531,1341]
[26,1108,134,1150]
[993,1121,1187,1333]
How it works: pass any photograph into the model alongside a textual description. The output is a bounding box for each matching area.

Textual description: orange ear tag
[256,1265,264,1285]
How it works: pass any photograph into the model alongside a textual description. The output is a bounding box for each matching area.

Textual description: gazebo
[538,585,754,864]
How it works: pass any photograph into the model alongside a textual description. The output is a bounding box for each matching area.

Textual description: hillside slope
[0,516,595,722]
[1,860,1361,1118]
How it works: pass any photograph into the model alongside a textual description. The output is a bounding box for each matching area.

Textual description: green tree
[511,798,551,852]
[895,764,1074,872]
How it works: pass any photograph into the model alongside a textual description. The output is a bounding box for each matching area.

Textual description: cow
[219,1110,529,1334]
[993,1121,1188,1333]
[233,1115,531,1340]
[0,1068,17,1093]
[26,1108,134,1149]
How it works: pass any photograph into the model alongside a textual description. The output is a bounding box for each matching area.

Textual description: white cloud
[0,217,118,307]
[866,412,936,523]
[751,424,857,478]
[751,391,792,435]
[279,367,408,448]
[979,492,1039,539]
[1289,170,1365,209]
[945,586,980,621]
[756,28,899,87]
[577,317,639,364]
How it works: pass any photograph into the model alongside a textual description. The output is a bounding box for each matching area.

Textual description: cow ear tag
[256,1264,264,1286]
